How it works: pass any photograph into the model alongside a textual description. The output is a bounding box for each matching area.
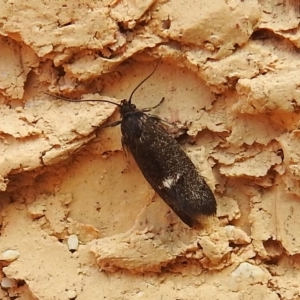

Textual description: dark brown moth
[51,59,217,228]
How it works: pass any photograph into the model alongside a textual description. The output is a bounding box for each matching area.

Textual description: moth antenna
[45,92,120,107]
[128,56,162,104]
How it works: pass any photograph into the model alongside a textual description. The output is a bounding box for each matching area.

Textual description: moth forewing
[120,108,216,228]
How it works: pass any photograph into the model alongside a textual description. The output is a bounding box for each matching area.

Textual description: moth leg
[143,97,177,128]
[147,114,181,136]
[121,136,131,173]
[141,97,165,112]
[121,137,130,161]
[97,120,122,129]
[147,114,172,127]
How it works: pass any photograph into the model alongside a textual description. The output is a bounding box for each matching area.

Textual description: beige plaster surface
[0,0,300,299]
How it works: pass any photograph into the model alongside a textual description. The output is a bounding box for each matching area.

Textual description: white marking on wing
[162,174,181,189]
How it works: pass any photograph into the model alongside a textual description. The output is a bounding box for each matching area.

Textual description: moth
[52,59,217,228]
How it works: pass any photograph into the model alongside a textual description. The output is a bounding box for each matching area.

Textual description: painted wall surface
[0,1,299,299]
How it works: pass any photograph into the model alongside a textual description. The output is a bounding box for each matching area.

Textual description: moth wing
[122,113,216,228]
[157,173,207,227]
[158,186,198,227]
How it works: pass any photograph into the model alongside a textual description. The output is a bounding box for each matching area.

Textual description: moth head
[119,99,137,117]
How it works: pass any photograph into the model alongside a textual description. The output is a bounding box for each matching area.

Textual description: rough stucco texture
[0,0,300,299]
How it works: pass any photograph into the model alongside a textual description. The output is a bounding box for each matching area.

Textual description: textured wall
[0,0,300,299]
